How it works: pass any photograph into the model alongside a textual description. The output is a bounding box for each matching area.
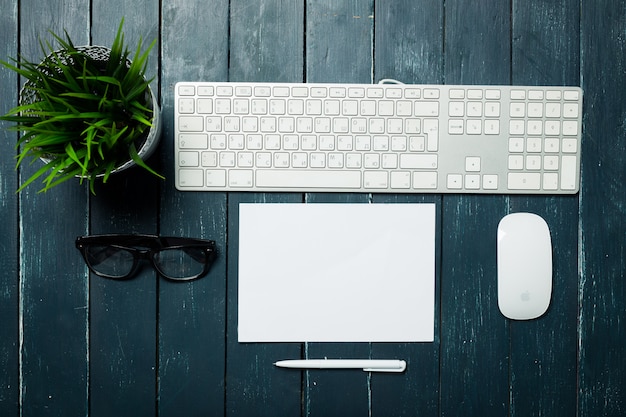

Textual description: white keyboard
[175,82,582,194]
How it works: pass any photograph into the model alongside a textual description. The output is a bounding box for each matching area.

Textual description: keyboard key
[178,116,203,132]
[483,175,498,189]
[563,103,579,118]
[197,86,214,96]
[562,121,578,136]
[390,172,411,189]
[449,89,465,99]
[257,170,361,189]
[561,156,577,190]
[543,173,559,190]
[465,174,480,189]
[206,170,227,187]
[562,138,578,153]
[216,86,233,96]
[465,157,481,172]
[178,169,204,186]
[178,98,194,113]
[448,120,464,135]
[413,172,438,189]
[415,102,439,116]
[424,120,439,151]
[546,90,562,100]
[235,86,252,96]
[510,90,526,100]
[447,174,463,189]
[311,87,327,98]
[180,133,208,149]
[202,152,218,167]
[508,173,541,190]
[329,87,346,98]
[484,102,500,117]
[235,151,254,167]
[467,89,483,99]
[292,87,308,97]
[364,171,388,188]
[466,102,482,117]
[423,89,440,99]
[399,154,438,169]
[205,117,222,132]
[229,170,254,187]
[348,87,365,98]
[178,151,199,167]
[197,98,213,114]
[485,89,501,100]
[484,120,500,135]
[178,85,195,96]
[510,102,525,117]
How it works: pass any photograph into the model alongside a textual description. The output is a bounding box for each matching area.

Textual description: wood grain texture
[2,0,625,415]
[0,0,19,415]
[87,5,161,416]
[509,1,581,416]
[17,2,90,416]
[374,0,443,85]
[305,0,373,84]
[226,193,303,417]
[579,0,626,415]
[88,179,159,417]
[440,0,511,415]
[303,1,374,415]
[159,1,230,416]
[229,0,304,82]
[371,2,444,416]
[225,1,305,415]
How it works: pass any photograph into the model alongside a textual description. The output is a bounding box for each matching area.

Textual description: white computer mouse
[497,212,552,320]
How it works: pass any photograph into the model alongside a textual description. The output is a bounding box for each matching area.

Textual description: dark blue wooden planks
[374,0,444,85]
[17,2,91,416]
[305,0,373,84]
[370,2,444,416]
[0,0,19,415]
[0,1,624,415]
[229,0,305,83]
[440,0,511,415]
[87,7,161,416]
[159,1,230,416]
[88,180,159,417]
[509,1,580,416]
[226,193,303,416]
[579,0,626,415]
[225,1,305,415]
[303,1,375,416]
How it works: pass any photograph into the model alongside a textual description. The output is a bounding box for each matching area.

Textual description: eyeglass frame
[75,234,217,281]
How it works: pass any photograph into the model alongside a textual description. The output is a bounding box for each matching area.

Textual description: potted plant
[0,19,162,194]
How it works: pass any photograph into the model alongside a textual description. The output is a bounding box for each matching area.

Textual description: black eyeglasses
[75,234,217,281]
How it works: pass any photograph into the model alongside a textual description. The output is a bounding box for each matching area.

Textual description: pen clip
[363,360,406,373]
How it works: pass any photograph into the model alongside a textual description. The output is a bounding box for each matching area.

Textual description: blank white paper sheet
[237,203,436,343]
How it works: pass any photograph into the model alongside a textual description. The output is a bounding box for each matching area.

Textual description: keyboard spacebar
[256,169,361,189]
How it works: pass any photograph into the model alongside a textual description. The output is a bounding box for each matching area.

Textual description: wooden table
[1,0,624,416]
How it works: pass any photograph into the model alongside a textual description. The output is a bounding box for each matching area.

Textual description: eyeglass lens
[153,247,208,279]
[86,245,136,278]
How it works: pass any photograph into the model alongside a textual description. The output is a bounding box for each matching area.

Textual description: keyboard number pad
[507,89,580,191]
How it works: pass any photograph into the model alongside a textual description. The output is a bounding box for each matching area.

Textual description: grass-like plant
[0,19,162,194]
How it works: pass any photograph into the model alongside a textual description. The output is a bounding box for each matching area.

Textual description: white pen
[274,359,406,373]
